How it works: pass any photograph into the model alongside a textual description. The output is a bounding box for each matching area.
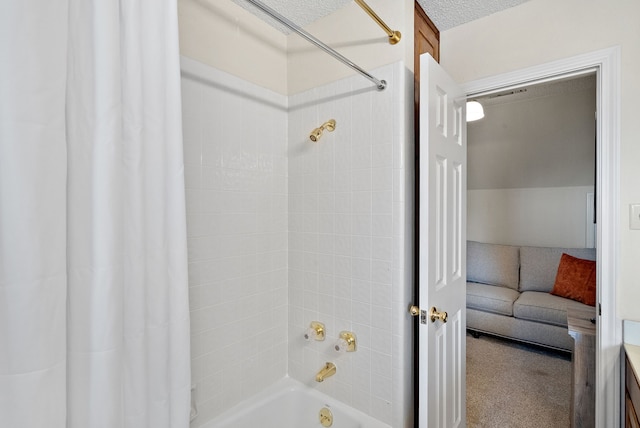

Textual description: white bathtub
[201,377,391,428]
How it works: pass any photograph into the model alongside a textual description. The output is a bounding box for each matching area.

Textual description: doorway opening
[465,72,597,427]
[460,47,621,428]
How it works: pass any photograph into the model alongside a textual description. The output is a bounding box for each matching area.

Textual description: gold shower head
[309,119,336,142]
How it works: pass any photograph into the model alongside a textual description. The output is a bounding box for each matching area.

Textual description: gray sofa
[466,241,596,351]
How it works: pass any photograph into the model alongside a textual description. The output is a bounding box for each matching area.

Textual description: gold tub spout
[315,362,336,382]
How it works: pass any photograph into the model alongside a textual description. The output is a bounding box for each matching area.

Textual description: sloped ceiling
[230,0,531,32]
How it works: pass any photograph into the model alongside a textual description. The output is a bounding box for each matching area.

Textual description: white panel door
[418,53,467,428]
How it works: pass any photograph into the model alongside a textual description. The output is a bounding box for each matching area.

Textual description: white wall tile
[182,57,288,424]
[184,59,412,428]
[287,63,411,428]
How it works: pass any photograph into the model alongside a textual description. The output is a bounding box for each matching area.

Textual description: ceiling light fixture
[466,100,485,122]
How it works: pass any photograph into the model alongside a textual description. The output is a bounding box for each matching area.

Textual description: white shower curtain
[0,0,191,427]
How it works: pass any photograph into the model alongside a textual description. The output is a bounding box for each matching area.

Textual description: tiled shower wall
[180,57,289,426]
[287,62,414,427]
[181,58,414,428]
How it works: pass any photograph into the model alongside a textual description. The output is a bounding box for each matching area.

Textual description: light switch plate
[631,204,640,230]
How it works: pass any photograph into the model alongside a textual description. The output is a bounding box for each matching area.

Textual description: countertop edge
[625,343,640,382]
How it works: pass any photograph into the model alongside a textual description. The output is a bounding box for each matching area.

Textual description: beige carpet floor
[466,333,572,428]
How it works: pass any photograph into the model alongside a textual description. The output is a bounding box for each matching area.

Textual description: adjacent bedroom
[465,72,597,428]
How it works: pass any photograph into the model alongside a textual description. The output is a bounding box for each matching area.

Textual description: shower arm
[242,0,387,91]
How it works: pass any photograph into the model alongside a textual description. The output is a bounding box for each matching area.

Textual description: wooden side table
[567,306,596,428]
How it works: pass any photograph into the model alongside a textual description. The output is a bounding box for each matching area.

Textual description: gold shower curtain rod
[353,0,402,45]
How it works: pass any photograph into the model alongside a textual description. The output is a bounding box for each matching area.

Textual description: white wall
[468,186,595,248]
[178,0,288,94]
[287,62,414,427]
[181,57,289,425]
[440,0,640,321]
[468,86,596,190]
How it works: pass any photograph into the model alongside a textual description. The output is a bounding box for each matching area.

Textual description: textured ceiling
[231,0,532,33]
[230,0,351,32]
[416,0,531,30]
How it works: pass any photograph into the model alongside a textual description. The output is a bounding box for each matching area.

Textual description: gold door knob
[430,307,448,323]
[409,305,420,316]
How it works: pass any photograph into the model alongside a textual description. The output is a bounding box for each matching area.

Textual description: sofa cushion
[513,291,593,327]
[467,282,520,316]
[519,246,596,293]
[467,241,520,290]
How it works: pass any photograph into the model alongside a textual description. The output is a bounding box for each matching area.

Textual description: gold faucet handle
[304,321,325,341]
[335,331,356,352]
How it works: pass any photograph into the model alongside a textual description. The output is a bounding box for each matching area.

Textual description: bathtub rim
[197,375,391,428]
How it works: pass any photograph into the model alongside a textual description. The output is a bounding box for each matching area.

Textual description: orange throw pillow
[551,253,596,306]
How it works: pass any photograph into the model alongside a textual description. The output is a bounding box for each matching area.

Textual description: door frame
[460,46,621,427]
